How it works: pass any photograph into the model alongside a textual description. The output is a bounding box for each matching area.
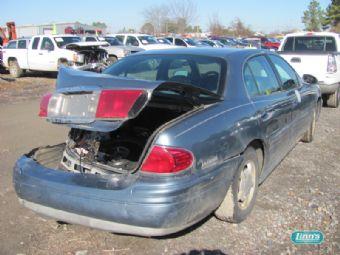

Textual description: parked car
[81,35,144,64]
[198,39,225,48]
[114,33,176,50]
[166,37,207,47]
[279,32,340,107]
[2,35,109,77]
[260,37,281,50]
[156,37,172,45]
[14,48,321,236]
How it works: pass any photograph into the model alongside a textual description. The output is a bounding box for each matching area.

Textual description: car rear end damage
[13,66,239,235]
[13,143,240,236]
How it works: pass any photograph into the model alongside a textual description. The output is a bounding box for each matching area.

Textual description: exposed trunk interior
[60,97,196,175]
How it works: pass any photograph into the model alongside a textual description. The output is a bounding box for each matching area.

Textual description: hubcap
[237,161,256,209]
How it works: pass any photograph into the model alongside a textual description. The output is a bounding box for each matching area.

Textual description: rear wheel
[215,147,259,223]
[301,109,316,143]
[326,85,339,108]
[9,59,23,78]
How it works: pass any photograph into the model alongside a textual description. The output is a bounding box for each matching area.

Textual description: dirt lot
[0,73,339,255]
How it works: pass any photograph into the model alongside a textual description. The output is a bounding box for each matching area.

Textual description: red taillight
[327,54,337,73]
[38,93,52,117]
[95,90,144,119]
[141,145,193,174]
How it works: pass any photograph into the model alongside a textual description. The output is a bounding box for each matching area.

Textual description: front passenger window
[247,56,280,95]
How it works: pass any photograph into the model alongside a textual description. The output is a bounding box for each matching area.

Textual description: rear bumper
[13,152,240,236]
[318,82,339,95]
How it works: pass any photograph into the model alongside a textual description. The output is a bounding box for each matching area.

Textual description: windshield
[138,36,158,45]
[183,38,197,46]
[284,36,337,52]
[54,36,81,47]
[104,37,123,46]
[103,54,226,94]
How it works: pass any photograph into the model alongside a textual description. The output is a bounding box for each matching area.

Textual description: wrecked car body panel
[14,144,240,236]
[13,48,321,236]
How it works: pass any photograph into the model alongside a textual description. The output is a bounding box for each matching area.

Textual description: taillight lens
[96,90,144,119]
[141,145,194,174]
[327,54,337,73]
[38,93,52,117]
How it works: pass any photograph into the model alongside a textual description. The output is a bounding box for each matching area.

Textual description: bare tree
[208,14,227,35]
[168,0,197,34]
[143,4,169,35]
[229,18,254,37]
[140,23,155,34]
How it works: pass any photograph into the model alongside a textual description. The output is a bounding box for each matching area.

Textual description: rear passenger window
[115,35,124,43]
[32,38,40,49]
[244,64,260,96]
[247,56,280,95]
[85,37,96,42]
[268,55,299,90]
[18,40,27,49]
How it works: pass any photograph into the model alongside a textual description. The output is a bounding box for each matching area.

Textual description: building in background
[15,22,105,38]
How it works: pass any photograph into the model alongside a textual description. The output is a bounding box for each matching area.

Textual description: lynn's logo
[291,231,324,245]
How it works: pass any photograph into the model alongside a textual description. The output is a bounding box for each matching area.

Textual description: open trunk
[40,68,220,175]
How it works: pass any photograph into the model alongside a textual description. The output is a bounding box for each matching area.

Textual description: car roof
[284,31,339,37]
[133,47,266,60]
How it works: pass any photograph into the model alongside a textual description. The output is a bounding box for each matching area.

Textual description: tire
[107,56,118,65]
[215,147,259,223]
[301,109,316,143]
[326,85,339,108]
[9,59,23,78]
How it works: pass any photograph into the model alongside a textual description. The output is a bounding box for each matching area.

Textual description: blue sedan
[13,48,321,236]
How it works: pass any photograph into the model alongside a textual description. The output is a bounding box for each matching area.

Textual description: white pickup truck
[279,32,340,107]
[2,35,109,77]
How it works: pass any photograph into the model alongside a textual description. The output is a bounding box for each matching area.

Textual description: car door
[27,37,42,70]
[37,37,57,71]
[268,54,313,143]
[245,55,295,175]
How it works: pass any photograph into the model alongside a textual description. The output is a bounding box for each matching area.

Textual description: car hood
[64,41,108,49]
[46,67,217,132]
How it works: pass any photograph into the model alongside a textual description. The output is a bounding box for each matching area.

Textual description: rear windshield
[283,36,337,52]
[54,36,81,47]
[104,54,226,94]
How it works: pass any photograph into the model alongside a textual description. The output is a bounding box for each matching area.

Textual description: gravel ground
[0,73,339,255]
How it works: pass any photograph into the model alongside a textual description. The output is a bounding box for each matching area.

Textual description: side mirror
[302,74,318,84]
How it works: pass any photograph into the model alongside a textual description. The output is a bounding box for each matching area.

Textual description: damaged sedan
[13,48,321,236]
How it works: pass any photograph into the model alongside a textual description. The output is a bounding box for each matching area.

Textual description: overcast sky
[1,0,331,33]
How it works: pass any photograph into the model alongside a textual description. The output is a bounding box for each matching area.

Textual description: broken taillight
[327,54,337,73]
[95,90,144,119]
[38,93,52,117]
[141,145,194,174]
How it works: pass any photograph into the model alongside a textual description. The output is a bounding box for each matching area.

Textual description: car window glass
[168,59,192,80]
[268,55,299,90]
[18,40,27,49]
[6,41,17,49]
[244,64,260,96]
[293,36,337,52]
[104,55,225,94]
[85,37,96,42]
[166,37,174,43]
[41,37,54,50]
[115,35,124,43]
[32,37,40,49]
[126,36,139,46]
[283,37,294,51]
[175,38,186,46]
[247,56,280,95]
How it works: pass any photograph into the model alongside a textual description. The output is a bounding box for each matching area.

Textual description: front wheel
[9,60,23,78]
[215,147,259,223]
[326,85,339,108]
